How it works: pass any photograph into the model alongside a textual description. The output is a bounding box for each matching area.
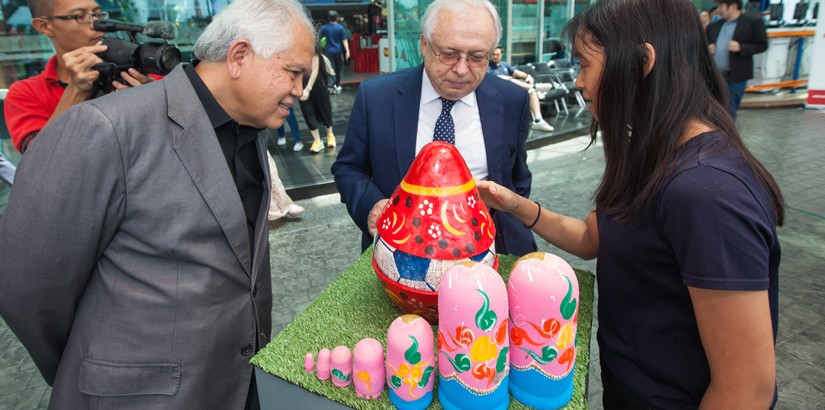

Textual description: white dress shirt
[416,70,489,180]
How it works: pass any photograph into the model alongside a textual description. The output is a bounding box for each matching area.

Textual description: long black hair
[563,0,784,225]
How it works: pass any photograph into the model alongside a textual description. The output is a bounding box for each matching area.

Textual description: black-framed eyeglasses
[428,42,490,68]
[38,11,109,24]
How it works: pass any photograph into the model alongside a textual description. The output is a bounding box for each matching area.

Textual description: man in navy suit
[332,0,537,256]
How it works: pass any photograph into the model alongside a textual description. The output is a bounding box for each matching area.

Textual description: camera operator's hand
[113,68,154,91]
[63,42,108,94]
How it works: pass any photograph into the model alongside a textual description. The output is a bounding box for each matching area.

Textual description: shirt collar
[44,55,67,88]
[421,68,477,108]
[184,60,235,129]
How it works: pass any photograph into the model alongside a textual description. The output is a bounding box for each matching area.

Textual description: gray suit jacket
[0,66,272,409]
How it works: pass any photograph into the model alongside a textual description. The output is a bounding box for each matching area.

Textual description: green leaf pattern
[496,347,509,373]
[331,368,351,381]
[518,345,558,365]
[441,352,472,373]
[418,366,435,388]
[560,276,578,320]
[475,290,497,331]
[405,336,421,365]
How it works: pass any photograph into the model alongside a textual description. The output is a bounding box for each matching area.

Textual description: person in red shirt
[4,0,152,153]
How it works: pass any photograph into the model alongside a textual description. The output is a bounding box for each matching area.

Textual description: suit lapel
[395,66,424,176]
[732,17,744,40]
[165,67,253,276]
[250,131,272,280]
[476,78,504,182]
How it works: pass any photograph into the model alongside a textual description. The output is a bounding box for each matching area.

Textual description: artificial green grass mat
[252,247,595,409]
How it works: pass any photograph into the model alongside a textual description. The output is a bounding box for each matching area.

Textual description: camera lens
[159,46,182,73]
[136,42,182,75]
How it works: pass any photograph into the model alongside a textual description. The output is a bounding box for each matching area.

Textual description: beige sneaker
[309,140,323,153]
[286,204,305,218]
[326,134,336,148]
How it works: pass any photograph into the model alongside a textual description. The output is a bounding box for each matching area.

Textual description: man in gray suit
[0,0,315,408]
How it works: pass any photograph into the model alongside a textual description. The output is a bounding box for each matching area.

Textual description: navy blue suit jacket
[332,65,537,256]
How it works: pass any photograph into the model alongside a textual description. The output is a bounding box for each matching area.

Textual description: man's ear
[226,39,252,79]
[31,18,54,37]
[643,42,656,76]
[419,35,427,58]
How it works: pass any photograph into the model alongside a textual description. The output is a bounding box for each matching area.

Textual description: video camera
[91,19,182,94]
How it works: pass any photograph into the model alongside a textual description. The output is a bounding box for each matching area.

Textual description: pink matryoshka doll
[386,315,435,409]
[330,345,353,388]
[353,338,385,399]
[437,262,509,410]
[372,141,498,323]
[316,348,331,381]
[508,252,579,409]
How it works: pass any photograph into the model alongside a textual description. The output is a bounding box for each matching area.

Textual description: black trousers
[325,51,344,87]
[601,363,658,410]
[298,83,333,131]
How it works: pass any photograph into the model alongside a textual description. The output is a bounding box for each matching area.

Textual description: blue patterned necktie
[433,97,457,145]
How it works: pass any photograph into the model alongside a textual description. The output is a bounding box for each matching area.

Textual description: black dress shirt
[184,62,264,250]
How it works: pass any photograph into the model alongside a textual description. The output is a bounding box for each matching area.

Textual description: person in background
[0,150,15,216]
[339,16,353,66]
[4,0,153,154]
[298,42,337,154]
[710,6,723,21]
[0,0,315,407]
[265,130,305,221]
[275,105,303,151]
[319,10,350,94]
[707,0,767,119]
[699,9,711,31]
[487,45,555,132]
[332,0,537,256]
[477,0,782,408]
[0,151,15,187]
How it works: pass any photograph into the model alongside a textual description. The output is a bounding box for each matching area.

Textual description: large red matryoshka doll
[372,141,498,323]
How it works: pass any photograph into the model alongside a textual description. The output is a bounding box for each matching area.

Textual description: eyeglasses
[428,42,490,68]
[39,11,109,24]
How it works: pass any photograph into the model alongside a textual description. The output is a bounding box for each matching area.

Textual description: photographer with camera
[3,0,154,154]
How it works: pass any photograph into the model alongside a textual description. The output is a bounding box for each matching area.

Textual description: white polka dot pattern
[432,97,457,145]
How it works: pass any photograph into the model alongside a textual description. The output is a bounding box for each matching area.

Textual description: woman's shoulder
[661,133,769,218]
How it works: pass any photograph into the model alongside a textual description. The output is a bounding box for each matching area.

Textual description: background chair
[519,65,570,116]
[550,67,586,108]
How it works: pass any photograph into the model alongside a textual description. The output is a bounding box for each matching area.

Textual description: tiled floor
[1,78,823,409]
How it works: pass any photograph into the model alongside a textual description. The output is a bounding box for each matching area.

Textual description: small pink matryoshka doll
[437,262,509,410]
[508,252,579,409]
[316,348,331,381]
[353,338,385,399]
[386,315,435,409]
[330,345,353,388]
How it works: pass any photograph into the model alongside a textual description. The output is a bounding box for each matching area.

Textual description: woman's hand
[476,180,519,212]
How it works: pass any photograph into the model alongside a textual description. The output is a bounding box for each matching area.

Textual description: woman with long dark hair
[477,0,784,408]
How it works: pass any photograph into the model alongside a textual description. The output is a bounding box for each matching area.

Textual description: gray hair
[194,0,315,62]
[420,0,502,47]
